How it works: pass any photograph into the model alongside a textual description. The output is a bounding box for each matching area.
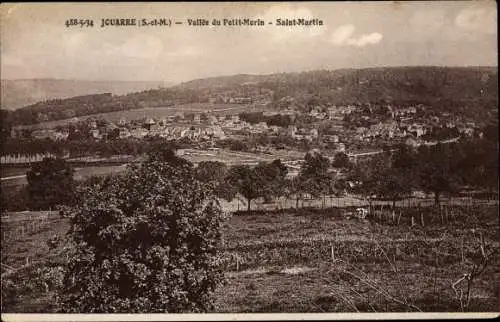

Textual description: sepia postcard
[0,1,498,321]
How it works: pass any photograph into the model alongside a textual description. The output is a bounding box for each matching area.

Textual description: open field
[2,212,66,269]
[2,203,499,312]
[180,148,303,166]
[13,103,270,130]
[1,165,129,192]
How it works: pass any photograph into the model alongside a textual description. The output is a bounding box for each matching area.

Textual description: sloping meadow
[216,205,500,312]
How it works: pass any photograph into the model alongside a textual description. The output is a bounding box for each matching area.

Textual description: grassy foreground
[2,204,499,312]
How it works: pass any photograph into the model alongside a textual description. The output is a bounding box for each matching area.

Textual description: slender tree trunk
[392,199,396,209]
[434,191,440,206]
[247,198,251,212]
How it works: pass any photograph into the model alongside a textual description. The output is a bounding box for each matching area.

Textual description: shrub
[57,148,226,312]
[26,157,76,210]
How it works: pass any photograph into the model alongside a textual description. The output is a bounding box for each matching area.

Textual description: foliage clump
[26,157,76,210]
[58,146,226,313]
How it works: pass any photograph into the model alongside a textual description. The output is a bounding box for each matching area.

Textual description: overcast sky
[1,1,497,83]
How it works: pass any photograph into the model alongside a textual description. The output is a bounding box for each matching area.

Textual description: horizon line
[1,64,497,83]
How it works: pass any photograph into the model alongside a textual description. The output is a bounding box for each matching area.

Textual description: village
[10,97,480,153]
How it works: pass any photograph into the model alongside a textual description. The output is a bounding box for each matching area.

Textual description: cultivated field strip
[2,211,54,223]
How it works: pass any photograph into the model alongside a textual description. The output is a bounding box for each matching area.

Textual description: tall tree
[195,161,228,183]
[226,165,262,211]
[299,150,334,207]
[26,157,76,210]
[146,141,188,166]
[195,161,232,200]
[286,176,308,208]
[378,146,417,208]
[417,143,462,206]
[332,152,351,169]
[377,168,414,208]
[348,154,389,210]
[254,159,288,202]
[457,136,498,192]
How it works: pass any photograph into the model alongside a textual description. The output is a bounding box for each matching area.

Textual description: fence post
[460,236,465,264]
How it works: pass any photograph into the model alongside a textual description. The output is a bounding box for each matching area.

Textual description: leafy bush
[26,157,76,210]
[57,147,226,312]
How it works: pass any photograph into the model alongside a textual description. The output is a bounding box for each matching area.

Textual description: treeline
[1,137,168,159]
[197,136,498,211]
[238,112,293,127]
[2,133,497,212]
[351,139,498,208]
[5,93,120,125]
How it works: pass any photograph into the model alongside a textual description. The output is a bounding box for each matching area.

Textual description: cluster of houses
[387,105,418,119]
[30,129,69,141]
[20,112,290,142]
[353,121,425,142]
[88,117,228,141]
[349,117,479,147]
[342,103,479,145]
[308,105,357,121]
[208,96,253,104]
[270,103,357,122]
[287,126,319,142]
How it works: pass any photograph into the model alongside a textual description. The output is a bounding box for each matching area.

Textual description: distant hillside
[0,79,174,110]
[2,67,497,127]
[178,74,275,89]
[177,67,497,106]
[174,66,497,118]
